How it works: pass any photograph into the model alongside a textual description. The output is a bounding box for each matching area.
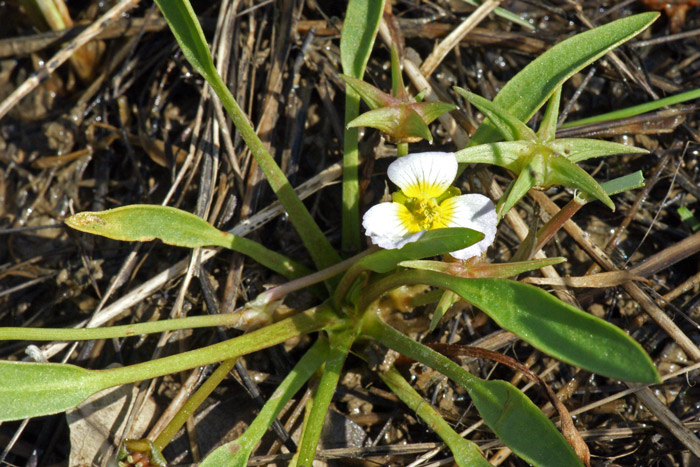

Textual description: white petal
[362,202,425,249]
[440,194,497,260]
[387,152,457,199]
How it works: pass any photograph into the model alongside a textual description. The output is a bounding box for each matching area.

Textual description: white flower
[362,151,497,260]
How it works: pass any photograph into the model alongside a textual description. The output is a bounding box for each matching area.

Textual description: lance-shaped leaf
[66,205,311,280]
[396,106,434,142]
[334,228,483,305]
[455,141,533,171]
[467,13,659,146]
[455,87,536,142]
[413,101,458,125]
[497,158,539,216]
[365,271,659,382]
[547,156,614,210]
[549,138,649,163]
[340,74,396,109]
[399,257,566,278]
[363,315,584,466]
[537,86,561,142]
[379,365,490,466]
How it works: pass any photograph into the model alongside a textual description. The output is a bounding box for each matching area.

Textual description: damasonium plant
[362,151,497,260]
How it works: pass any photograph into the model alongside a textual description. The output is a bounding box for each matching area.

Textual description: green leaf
[547,156,614,210]
[363,315,583,466]
[66,205,311,280]
[340,0,385,79]
[560,87,700,129]
[0,361,103,421]
[294,329,355,467]
[357,228,484,274]
[152,0,215,81]
[537,85,561,142]
[549,138,648,163]
[400,257,566,278]
[496,162,537,217]
[154,0,340,272]
[465,378,582,466]
[455,141,533,171]
[386,271,659,382]
[455,87,536,142]
[347,106,402,132]
[200,339,329,466]
[457,0,535,30]
[390,45,408,100]
[397,106,433,142]
[334,228,483,307]
[412,101,458,124]
[340,0,385,252]
[340,74,396,109]
[0,307,337,422]
[467,13,659,146]
[379,366,490,467]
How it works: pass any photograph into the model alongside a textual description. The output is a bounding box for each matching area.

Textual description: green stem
[153,357,238,451]
[362,312,476,388]
[202,338,329,466]
[96,307,338,390]
[396,142,409,157]
[378,365,489,467]
[343,91,362,253]
[207,68,340,273]
[0,313,264,341]
[225,233,313,280]
[293,327,355,466]
[257,247,377,306]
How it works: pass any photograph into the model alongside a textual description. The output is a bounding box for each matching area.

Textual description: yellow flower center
[400,196,448,233]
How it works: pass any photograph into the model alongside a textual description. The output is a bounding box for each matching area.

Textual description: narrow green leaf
[340,74,396,109]
[496,163,537,217]
[391,45,408,101]
[341,0,386,253]
[0,361,103,421]
[549,138,648,163]
[455,87,536,142]
[340,0,384,79]
[457,0,535,30]
[363,315,583,466]
[560,87,700,129]
[347,107,401,133]
[537,85,561,142]
[455,141,533,171]
[152,0,215,80]
[400,257,566,278]
[370,271,659,383]
[200,339,329,466]
[413,101,458,124]
[379,366,490,466]
[572,171,644,204]
[397,106,433,142]
[430,289,459,331]
[468,13,659,146]
[334,228,483,307]
[66,205,311,280]
[357,228,483,274]
[154,0,340,272]
[547,156,614,210]
[294,329,355,467]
